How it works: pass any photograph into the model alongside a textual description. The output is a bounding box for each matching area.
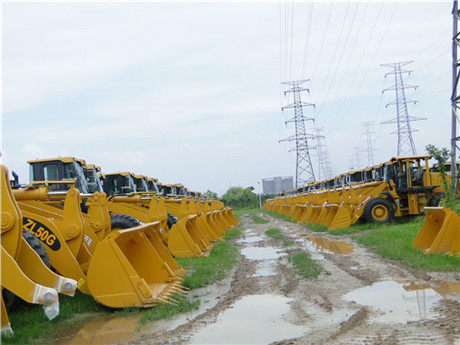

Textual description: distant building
[262,176,294,194]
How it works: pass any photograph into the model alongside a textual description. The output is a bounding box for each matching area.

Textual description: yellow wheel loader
[266,155,453,231]
[19,158,187,307]
[102,172,215,257]
[1,165,78,335]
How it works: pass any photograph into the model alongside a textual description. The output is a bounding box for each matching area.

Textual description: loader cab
[325,178,335,190]
[383,161,398,184]
[430,162,460,176]
[174,184,186,196]
[347,170,363,185]
[83,164,104,193]
[162,184,176,197]
[28,157,89,194]
[103,172,136,195]
[334,174,344,188]
[391,155,430,191]
[133,174,149,192]
[146,177,160,194]
[372,163,384,181]
[363,167,374,183]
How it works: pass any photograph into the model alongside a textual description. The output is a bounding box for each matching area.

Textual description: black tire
[3,230,50,310]
[166,212,177,230]
[110,214,140,230]
[363,197,394,224]
[429,193,444,207]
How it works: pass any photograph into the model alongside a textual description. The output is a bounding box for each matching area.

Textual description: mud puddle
[251,260,277,277]
[237,236,264,243]
[301,235,354,254]
[240,246,287,260]
[189,294,307,345]
[342,280,460,323]
[52,315,147,345]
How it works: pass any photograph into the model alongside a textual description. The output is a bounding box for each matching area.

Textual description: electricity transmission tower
[314,127,333,180]
[381,61,426,156]
[451,0,460,192]
[361,121,376,166]
[280,80,316,187]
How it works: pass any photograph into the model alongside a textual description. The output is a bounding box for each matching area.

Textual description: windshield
[85,169,104,193]
[123,175,136,193]
[64,162,89,193]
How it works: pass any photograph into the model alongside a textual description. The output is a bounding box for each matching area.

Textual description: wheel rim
[372,205,388,221]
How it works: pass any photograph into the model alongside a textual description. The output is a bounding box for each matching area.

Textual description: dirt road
[127,212,460,345]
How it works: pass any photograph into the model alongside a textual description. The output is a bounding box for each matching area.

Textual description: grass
[250,213,269,224]
[265,228,284,241]
[304,222,328,232]
[2,242,239,345]
[287,251,322,279]
[232,207,258,221]
[176,241,239,289]
[355,217,460,272]
[262,209,296,223]
[265,228,295,247]
[223,227,243,240]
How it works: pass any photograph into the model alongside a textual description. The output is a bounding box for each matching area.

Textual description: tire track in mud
[127,213,460,345]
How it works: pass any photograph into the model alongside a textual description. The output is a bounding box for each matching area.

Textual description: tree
[221,186,259,208]
[426,144,459,212]
[204,190,219,200]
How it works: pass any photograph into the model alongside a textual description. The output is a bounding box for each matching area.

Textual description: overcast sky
[1,1,454,195]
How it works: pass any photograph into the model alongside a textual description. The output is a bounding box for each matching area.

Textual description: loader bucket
[222,207,238,227]
[226,207,239,225]
[316,207,330,226]
[182,215,213,253]
[87,223,186,308]
[308,206,322,224]
[412,207,460,255]
[138,222,188,277]
[326,206,352,230]
[167,217,204,258]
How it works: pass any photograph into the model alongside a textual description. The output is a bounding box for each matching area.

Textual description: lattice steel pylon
[381,61,426,156]
[451,0,460,192]
[361,121,376,166]
[280,80,316,187]
[314,127,333,180]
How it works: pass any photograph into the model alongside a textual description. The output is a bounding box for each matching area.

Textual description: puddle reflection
[343,281,445,323]
[251,261,277,277]
[400,280,460,296]
[301,236,353,254]
[238,236,264,243]
[190,294,306,345]
[52,315,145,345]
[241,247,287,260]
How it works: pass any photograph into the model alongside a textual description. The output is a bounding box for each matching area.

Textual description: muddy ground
[56,212,460,345]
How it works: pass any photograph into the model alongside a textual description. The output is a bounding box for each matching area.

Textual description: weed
[262,210,296,223]
[223,227,243,240]
[265,228,284,241]
[176,242,239,289]
[287,251,322,279]
[304,222,328,232]
[251,213,269,224]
